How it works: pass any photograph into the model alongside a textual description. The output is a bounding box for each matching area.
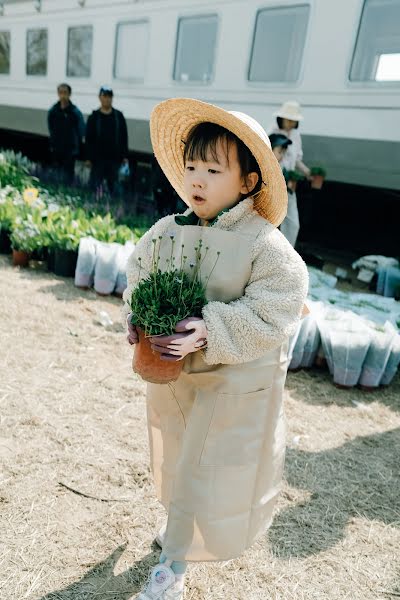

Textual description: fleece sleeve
[201,227,309,365]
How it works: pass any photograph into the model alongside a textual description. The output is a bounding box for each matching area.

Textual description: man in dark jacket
[47,83,85,185]
[85,86,129,195]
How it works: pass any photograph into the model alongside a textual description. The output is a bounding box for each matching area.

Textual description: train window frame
[349,0,400,85]
[66,25,93,79]
[113,19,150,83]
[0,30,11,76]
[26,28,48,77]
[247,4,311,85]
[172,13,219,85]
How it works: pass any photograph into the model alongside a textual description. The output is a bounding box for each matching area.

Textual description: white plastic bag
[380,333,400,386]
[330,329,371,387]
[75,236,97,288]
[359,322,397,387]
[94,242,121,295]
[115,241,135,296]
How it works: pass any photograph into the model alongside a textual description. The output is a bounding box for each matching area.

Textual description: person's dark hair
[276,116,298,129]
[57,83,72,94]
[183,122,262,197]
[99,86,113,97]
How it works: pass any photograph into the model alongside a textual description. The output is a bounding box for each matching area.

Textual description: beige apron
[146,216,288,561]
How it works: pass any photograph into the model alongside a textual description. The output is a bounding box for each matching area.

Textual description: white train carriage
[0,0,399,191]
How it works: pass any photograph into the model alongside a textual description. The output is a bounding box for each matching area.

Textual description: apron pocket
[199,387,272,467]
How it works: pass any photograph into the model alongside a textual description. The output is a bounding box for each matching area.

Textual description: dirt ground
[0,254,399,600]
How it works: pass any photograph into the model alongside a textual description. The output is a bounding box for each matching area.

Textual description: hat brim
[150,98,288,227]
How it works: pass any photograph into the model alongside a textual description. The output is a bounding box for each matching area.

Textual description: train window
[0,31,10,75]
[114,20,149,81]
[26,29,48,76]
[67,26,93,78]
[173,15,218,83]
[248,5,310,83]
[350,0,400,82]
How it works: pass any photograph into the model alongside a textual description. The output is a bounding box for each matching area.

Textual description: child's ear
[241,172,259,194]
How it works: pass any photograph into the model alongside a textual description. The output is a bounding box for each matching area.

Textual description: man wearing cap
[85,86,129,195]
[47,83,85,185]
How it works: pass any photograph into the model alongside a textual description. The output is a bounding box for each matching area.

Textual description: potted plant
[9,213,42,267]
[286,170,305,193]
[129,235,219,384]
[0,192,18,254]
[310,166,327,190]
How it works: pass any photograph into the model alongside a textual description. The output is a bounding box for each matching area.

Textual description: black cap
[99,85,113,96]
[269,133,292,149]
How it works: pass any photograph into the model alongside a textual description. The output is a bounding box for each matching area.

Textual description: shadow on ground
[269,427,400,558]
[287,367,400,414]
[39,543,161,600]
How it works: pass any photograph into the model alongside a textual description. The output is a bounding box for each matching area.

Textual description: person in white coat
[270,101,311,247]
[123,99,309,600]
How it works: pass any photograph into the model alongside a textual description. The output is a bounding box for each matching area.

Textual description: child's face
[281,118,298,131]
[272,145,286,163]
[183,139,257,221]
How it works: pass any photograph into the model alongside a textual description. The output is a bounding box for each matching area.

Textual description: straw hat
[273,100,303,122]
[150,98,288,226]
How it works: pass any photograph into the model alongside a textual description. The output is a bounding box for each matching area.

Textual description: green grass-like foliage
[130,269,207,336]
[310,166,327,177]
[130,236,219,336]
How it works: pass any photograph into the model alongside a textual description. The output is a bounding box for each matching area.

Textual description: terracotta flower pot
[311,174,325,190]
[132,328,184,384]
[12,249,30,267]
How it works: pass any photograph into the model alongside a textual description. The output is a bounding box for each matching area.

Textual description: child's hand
[149,318,207,361]
[126,313,138,345]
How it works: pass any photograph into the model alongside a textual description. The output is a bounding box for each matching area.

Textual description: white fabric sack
[75,236,97,288]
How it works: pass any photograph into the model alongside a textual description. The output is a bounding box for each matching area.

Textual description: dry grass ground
[0,254,399,600]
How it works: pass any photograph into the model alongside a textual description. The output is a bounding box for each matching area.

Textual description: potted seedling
[10,213,42,267]
[129,235,219,384]
[310,166,327,190]
[286,170,305,193]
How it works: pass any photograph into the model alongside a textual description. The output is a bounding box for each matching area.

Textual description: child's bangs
[184,122,235,165]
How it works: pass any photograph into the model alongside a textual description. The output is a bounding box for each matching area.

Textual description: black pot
[47,248,56,272]
[53,248,78,278]
[0,228,12,254]
[31,246,48,262]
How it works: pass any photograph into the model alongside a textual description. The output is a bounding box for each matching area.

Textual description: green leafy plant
[10,210,44,253]
[310,166,327,177]
[130,236,220,336]
[287,170,305,182]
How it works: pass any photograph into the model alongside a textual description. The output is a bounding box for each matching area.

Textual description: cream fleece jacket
[123,198,309,365]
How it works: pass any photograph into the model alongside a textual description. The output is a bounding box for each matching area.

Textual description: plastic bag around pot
[359,322,397,388]
[94,242,121,295]
[380,333,400,386]
[75,236,98,288]
[115,241,135,297]
[330,329,371,387]
[289,314,315,369]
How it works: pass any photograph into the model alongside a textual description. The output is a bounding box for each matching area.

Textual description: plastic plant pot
[132,327,184,384]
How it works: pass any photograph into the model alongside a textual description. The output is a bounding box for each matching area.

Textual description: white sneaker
[134,561,184,600]
[155,522,167,548]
